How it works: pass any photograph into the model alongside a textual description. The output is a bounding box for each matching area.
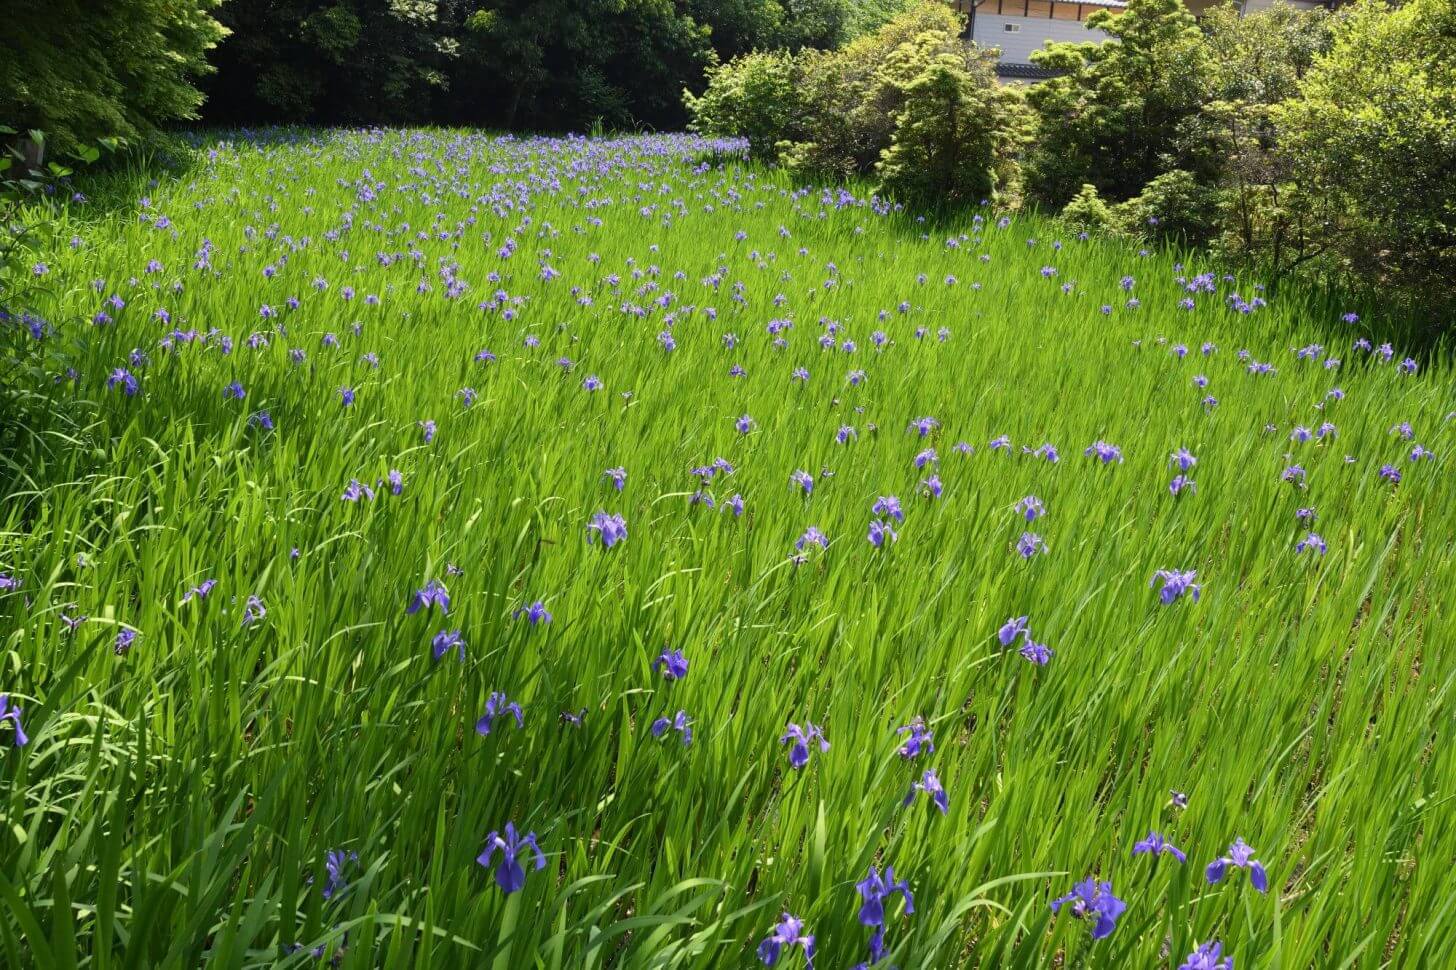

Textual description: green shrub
[1024,0,1214,209]
[0,0,225,152]
[1059,183,1118,234]
[1114,169,1221,245]
[684,51,809,160]
[876,53,1030,206]
[1276,0,1456,321]
[690,2,1028,206]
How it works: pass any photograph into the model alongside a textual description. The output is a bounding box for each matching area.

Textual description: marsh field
[2,129,1454,968]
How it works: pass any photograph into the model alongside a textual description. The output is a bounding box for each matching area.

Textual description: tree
[1024,0,1214,208]
[1195,2,1336,279]
[0,0,225,151]
[1276,0,1456,323]
[204,1,458,125]
[877,52,1032,206]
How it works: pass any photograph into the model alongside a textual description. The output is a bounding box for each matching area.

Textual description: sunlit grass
[1,128,1453,969]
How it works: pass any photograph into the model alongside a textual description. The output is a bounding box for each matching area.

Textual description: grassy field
[2,129,1454,969]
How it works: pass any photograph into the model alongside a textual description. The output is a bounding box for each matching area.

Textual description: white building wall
[1241,0,1324,11]
[972,14,1110,64]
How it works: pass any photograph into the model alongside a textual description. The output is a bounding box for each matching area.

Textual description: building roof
[996,62,1066,80]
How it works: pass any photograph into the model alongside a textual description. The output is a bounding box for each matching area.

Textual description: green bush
[1115,169,1221,245]
[876,53,1030,206]
[1025,0,1214,209]
[688,2,1029,206]
[0,0,225,152]
[1059,183,1117,234]
[1275,0,1456,321]
[684,51,809,160]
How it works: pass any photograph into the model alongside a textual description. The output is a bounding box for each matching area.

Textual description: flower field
[2,129,1454,968]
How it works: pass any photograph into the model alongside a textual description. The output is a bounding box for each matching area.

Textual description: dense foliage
[4,128,1455,968]
[200,0,913,131]
[1275,0,1455,316]
[687,3,1031,204]
[1024,0,1214,210]
[1026,0,1453,328]
[0,0,224,152]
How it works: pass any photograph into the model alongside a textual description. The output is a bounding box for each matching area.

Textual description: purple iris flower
[867,520,897,548]
[921,475,942,499]
[386,469,403,495]
[321,850,358,900]
[1015,496,1044,521]
[1282,465,1306,485]
[419,420,437,444]
[651,709,693,746]
[913,448,937,469]
[182,579,218,603]
[998,616,1029,646]
[250,411,274,431]
[652,647,689,681]
[559,708,587,727]
[895,717,934,759]
[1170,448,1197,472]
[737,414,754,434]
[407,579,450,615]
[1085,441,1123,464]
[904,769,948,814]
[1050,877,1126,939]
[1295,532,1327,556]
[0,573,17,592]
[587,511,628,548]
[223,381,245,400]
[856,865,914,964]
[477,823,546,894]
[791,470,814,495]
[603,467,627,491]
[780,721,829,769]
[108,368,139,396]
[1205,837,1269,893]
[1169,475,1196,496]
[115,628,137,656]
[1152,570,1201,604]
[1132,830,1187,862]
[795,527,829,552]
[1178,940,1233,970]
[582,375,602,391]
[1379,464,1402,484]
[338,386,355,407]
[1410,445,1435,462]
[514,601,552,625]
[475,692,523,736]
[757,912,815,968]
[432,629,465,661]
[242,595,266,626]
[909,416,938,438]
[871,496,903,522]
[989,435,1011,451]
[723,494,745,517]
[1016,532,1045,559]
[1170,790,1190,809]
[0,695,28,746]
[1019,638,1052,665]
[342,479,375,502]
